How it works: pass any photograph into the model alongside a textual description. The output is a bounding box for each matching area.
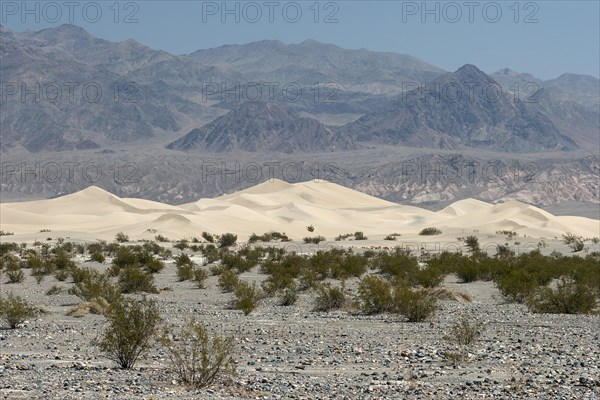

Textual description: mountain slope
[342,65,579,152]
[166,101,360,153]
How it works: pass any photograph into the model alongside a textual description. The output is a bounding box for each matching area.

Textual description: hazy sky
[2,1,599,79]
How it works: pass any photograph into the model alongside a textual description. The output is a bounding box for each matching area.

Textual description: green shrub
[455,260,480,283]
[336,254,368,279]
[261,272,295,297]
[118,266,159,294]
[464,235,480,253]
[174,239,189,251]
[335,233,353,241]
[303,236,326,244]
[90,251,106,263]
[279,288,298,306]
[0,293,38,329]
[444,316,485,346]
[414,266,445,288]
[94,296,162,369]
[392,287,437,322]
[201,232,215,243]
[155,235,170,242]
[562,233,581,245]
[68,267,120,306]
[526,278,597,314]
[419,227,442,236]
[161,318,236,388]
[377,249,419,280]
[177,263,194,281]
[307,225,315,232]
[6,263,25,283]
[313,284,347,312]
[383,235,397,241]
[218,270,240,293]
[248,232,290,243]
[193,268,208,289]
[357,275,393,314]
[354,231,367,240]
[233,281,260,315]
[115,232,129,243]
[218,233,237,248]
[495,269,539,303]
[144,258,165,274]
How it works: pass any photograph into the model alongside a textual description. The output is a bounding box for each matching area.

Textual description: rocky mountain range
[341,64,580,152]
[0,24,598,212]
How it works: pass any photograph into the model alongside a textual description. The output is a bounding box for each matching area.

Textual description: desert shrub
[69,267,120,306]
[90,251,106,263]
[0,230,14,236]
[142,241,163,255]
[419,227,442,236]
[383,235,397,241]
[193,268,208,289]
[94,296,161,369]
[526,278,597,314]
[261,272,295,296]
[144,258,165,274]
[161,318,236,389]
[298,268,319,290]
[233,281,260,315]
[261,254,306,277]
[115,232,129,243]
[357,275,393,314]
[313,284,347,312]
[454,260,481,283]
[570,240,584,253]
[303,236,326,244]
[174,239,189,251]
[0,243,19,257]
[497,230,517,239]
[354,231,367,240]
[562,233,581,245]
[201,232,215,243]
[177,263,194,281]
[155,235,169,242]
[248,232,290,243]
[218,233,237,248]
[335,233,353,241]
[464,235,480,253]
[336,254,368,279]
[6,263,25,283]
[218,270,240,293]
[221,253,256,273]
[279,288,298,306]
[376,249,419,280]
[414,266,445,288]
[392,287,437,322]
[495,244,515,259]
[0,293,38,329]
[444,316,485,346]
[495,269,539,303]
[306,225,315,232]
[118,266,158,294]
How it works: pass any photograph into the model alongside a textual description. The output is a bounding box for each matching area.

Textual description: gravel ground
[1,244,599,400]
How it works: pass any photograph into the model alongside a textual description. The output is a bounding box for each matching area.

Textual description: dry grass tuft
[429,287,472,302]
[66,301,106,317]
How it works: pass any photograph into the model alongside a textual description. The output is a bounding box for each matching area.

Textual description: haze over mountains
[0,24,598,213]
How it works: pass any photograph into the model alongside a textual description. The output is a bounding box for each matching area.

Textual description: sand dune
[1,179,598,241]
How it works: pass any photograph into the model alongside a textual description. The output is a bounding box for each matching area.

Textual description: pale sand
[1,179,598,242]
